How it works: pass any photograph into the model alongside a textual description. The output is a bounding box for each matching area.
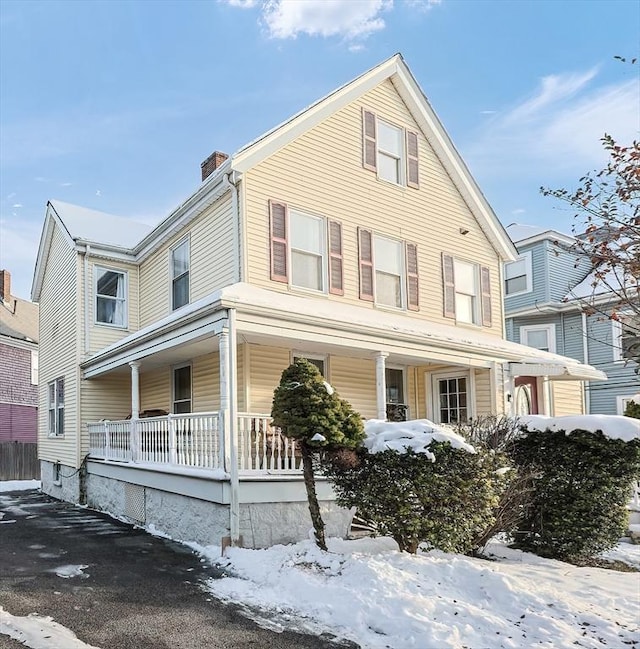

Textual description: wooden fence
[0,442,40,480]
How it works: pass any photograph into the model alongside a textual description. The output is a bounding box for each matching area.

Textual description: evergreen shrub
[624,398,640,419]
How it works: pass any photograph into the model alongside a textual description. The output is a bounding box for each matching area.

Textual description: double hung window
[374,236,403,308]
[520,324,556,353]
[172,365,192,414]
[453,260,478,324]
[613,313,640,362]
[290,211,325,291]
[504,252,532,296]
[172,238,190,311]
[95,267,127,327]
[48,377,64,436]
[442,254,492,327]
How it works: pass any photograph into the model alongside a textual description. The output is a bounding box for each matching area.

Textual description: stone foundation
[40,460,81,503]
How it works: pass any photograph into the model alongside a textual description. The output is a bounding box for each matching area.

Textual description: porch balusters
[168,415,178,465]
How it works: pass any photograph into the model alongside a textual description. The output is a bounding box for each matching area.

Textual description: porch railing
[87,412,301,475]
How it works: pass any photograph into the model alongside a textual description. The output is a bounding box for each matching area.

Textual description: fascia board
[231,56,401,173]
[392,63,517,263]
[0,334,38,351]
[515,232,576,248]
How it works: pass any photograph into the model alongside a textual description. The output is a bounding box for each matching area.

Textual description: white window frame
[48,377,64,437]
[617,395,637,415]
[453,258,480,325]
[94,266,128,328]
[520,324,557,353]
[504,251,533,297]
[171,236,191,311]
[31,350,38,385]
[385,364,407,405]
[429,370,475,425]
[374,233,406,310]
[171,363,192,414]
[612,312,639,362]
[376,119,405,186]
[288,209,328,294]
[292,352,328,378]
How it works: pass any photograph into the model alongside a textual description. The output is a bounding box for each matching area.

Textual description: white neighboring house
[31,55,605,549]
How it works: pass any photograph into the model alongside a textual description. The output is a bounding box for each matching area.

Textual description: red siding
[0,342,38,406]
[0,403,37,442]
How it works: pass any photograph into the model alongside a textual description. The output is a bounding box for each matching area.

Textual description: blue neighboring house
[504,224,639,416]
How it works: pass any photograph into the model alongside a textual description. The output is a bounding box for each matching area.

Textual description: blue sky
[1,0,638,300]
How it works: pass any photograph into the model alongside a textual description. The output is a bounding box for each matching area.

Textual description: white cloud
[405,0,442,12]
[12,203,22,208]
[225,0,258,7]
[263,0,391,41]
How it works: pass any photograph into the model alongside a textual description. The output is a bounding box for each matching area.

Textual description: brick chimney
[0,269,10,302]
[201,151,229,181]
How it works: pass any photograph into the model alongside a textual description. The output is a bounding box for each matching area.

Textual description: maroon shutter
[362,109,377,172]
[480,266,492,327]
[358,228,374,301]
[328,220,344,295]
[269,200,288,283]
[442,253,455,319]
[406,131,419,189]
[406,242,419,311]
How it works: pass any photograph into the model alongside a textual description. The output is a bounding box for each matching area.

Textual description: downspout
[222,172,242,283]
[582,312,591,413]
[228,308,240,545]
[83,244,91,355]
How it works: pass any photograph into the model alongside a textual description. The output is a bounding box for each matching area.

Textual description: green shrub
[323,442,502,554]
[624,398,640,419]
[512,428,640,562]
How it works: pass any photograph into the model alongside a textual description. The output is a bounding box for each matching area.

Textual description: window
[48,377,64,436]
[269,201,344,295]
[171,238,190,310]
[613,313,640,362]
[362,109,419,188]
[520,324,556,353]
[504,251,533,296]
[172,365,192,414]
[433,373,470,424]
[31,350,38,385]
[290,210,325,291]
[293,353,326,377]
[95,267,127,327]
[442,254,491,327]
[618,395,638,415]
[386,367,407,421]
[359,229,419,310]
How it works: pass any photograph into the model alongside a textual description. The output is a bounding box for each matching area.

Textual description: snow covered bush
[512,422,640,562]
[323,420,502,554]
[271,358,365,550]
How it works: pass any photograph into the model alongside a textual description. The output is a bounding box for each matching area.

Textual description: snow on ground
[0,480,40,492]
[197,536,640,649]
[0,606,100,649]
[600,539,640,569]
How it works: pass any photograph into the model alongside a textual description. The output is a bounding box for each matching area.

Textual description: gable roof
[232,53,517,262]
[0,295,39,343]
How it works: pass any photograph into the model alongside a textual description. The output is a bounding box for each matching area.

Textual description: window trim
[171,363,192,414]
[94,265,128,329]
[376,118,405,186]
[385,364,407,405]
[612,312,638,363]
[428,370,475,424]
[288,208,328,294]
[504,251,533,297]
[292,352,328,379]
[373,233,406,310]
[520,323,557,354]
[617,395,637,415]
[453,258,480,326]
[170,236,191,312]
[47,377,64,437]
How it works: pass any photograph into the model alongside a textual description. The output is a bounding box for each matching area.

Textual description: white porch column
[228,309,240,545]
[129,361,141,461]
[375,352,389,420]
[219,327,231,471]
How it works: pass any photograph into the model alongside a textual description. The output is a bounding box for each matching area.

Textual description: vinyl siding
[85,259,140,355]
[551,381,584,416]
[330,356,377,419]
[38,224,81,467]
[247,344,290,414]
[243,79,504,336]
[547,243,591,303]
[140,367,171,413]
[474,368,493,415]
[139,192,236,328]
[561,312,585,362]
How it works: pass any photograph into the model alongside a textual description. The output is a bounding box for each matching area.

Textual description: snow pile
[0,480,41,493]
[202,537,640,649]
[52,564,89,579]
[520,414,640,442]
[363,419,475,459]
[0,606,100,649]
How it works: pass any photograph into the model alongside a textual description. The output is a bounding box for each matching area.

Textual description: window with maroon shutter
[406,131,419,189]
[406,242,419,310]
[480,266,492,327]
[269,200,288,282]
[362,109,377,172]
[442,253,455,319]
[328,220,344,295]
[358,228,374,301]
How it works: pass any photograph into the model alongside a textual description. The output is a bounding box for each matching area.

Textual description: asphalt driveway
[0,490,353,649]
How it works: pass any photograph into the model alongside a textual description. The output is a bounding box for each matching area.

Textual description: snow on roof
[364,419,475,460]
[506,223,571,245]
[520,414,640,442]
[49,200,154,249]
[566,267,632,300]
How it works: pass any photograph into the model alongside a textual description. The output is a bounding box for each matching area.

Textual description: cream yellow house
[31,54,604,549]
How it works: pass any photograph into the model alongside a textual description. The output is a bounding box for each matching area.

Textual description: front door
[514,376,538,415]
